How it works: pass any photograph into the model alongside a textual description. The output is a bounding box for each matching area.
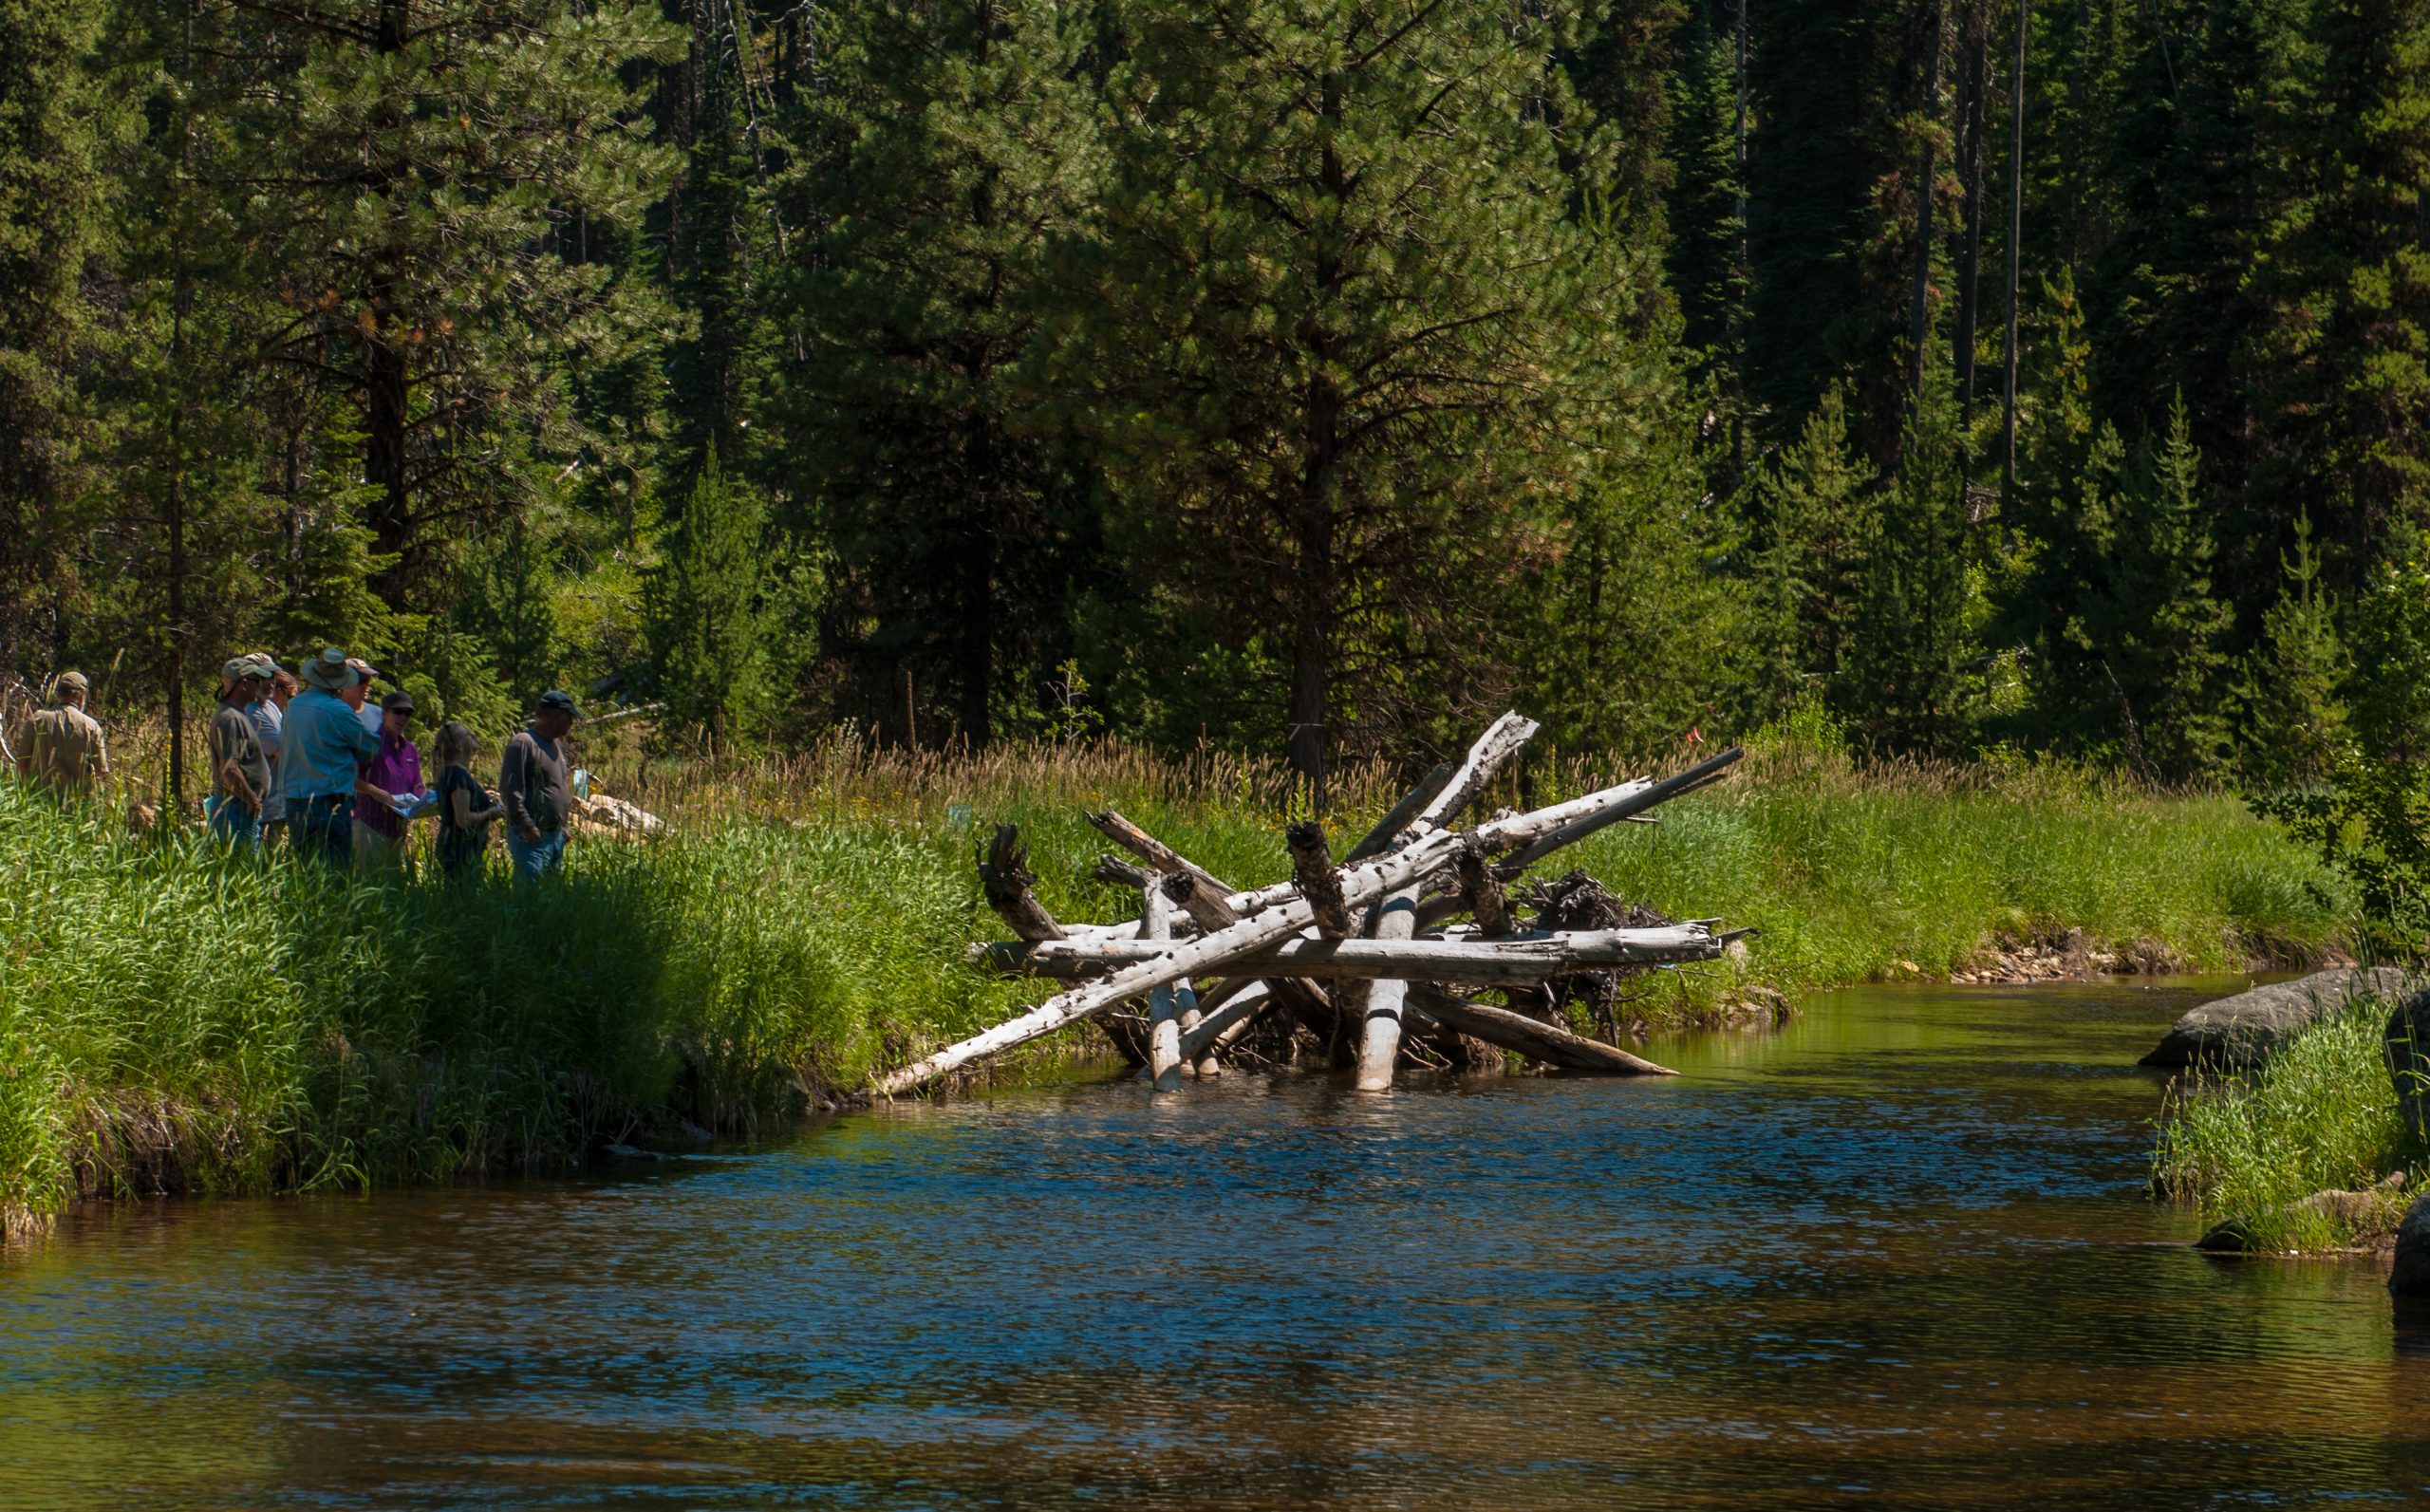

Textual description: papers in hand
[386,789,441,821]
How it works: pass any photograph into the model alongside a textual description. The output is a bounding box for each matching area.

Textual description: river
[5,980,2428,1509]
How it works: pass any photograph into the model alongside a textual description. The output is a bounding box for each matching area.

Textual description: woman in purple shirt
[353,690,423,866]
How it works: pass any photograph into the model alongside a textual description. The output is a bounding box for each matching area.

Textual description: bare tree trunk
[365,0,412,612]
[2002,0,2030,505]
[1953,0,1991,432]
[1289,72,1349,811]
[1907,0,1946,403]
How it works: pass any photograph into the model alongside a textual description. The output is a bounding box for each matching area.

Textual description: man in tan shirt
[20,670,109,797]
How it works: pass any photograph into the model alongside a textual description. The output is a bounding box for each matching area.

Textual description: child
[433,720,506,878]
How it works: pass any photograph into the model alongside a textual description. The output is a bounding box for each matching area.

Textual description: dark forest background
[5,0,2424,802]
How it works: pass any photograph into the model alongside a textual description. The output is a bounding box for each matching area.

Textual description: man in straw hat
[276,647,383,865]
[17,670,109,798]
[208,655,277,849]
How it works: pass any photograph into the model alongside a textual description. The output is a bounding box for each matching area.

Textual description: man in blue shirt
[276,647,383,865]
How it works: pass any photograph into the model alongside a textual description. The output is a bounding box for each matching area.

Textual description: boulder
[2140,967,2423,1070]
[2393,1190,2430,1296]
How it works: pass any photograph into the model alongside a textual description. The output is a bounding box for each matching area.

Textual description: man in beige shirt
[19,670,109,797]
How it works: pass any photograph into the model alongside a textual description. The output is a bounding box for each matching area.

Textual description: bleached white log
[876,767,1676,1095]
[1354,887,1423,1092]
[981,925,1725,983]
[1142,885,1185,1092]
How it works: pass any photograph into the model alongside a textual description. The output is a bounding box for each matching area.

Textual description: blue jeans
[295,794,354,866]
[210,797,260,849]
[506,827,565,881]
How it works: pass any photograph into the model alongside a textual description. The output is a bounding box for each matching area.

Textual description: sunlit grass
[1,721,2357,1228]
[2151,999,2417,1252]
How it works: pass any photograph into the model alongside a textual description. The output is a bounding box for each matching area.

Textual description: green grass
[0,726,2358,1229]
[2150,999,2418,1252]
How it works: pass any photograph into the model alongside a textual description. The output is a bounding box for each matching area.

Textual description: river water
[6,980,2429,1509]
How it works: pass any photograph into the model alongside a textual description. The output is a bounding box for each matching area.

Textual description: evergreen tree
[203,0,683,624]
[1666,6,1751,405]
[0,0,113,678]
[1056,0,1663,796]
[2085,393,2231,776]
[645,446,775,744]
[2236,512,2347,790]
[1742,383,1878,715]
[777,0,1105,749]
[1840,373,1973,752]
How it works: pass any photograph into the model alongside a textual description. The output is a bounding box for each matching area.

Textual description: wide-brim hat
[301,647,355,691]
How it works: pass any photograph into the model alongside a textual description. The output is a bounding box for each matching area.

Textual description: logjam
[870,714,1747,1097]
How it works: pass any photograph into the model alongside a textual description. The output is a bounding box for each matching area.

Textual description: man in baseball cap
[499,690,581,879]
[209,657,273,848]
[17,670,108,797]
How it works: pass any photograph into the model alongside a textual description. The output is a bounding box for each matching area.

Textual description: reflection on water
[6,980,2429,1509]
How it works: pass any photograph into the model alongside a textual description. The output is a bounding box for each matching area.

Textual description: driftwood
[881,712,1743,1096]
[1354,887,1424,1092]
[1287,822,1353,939]
[980,825,1065,943]
[1407,985,1677,1076]
[976,926,1728,981]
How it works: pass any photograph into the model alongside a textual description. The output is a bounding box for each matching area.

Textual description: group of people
[17,647,586,881]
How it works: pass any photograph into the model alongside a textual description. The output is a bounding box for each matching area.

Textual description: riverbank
[2152,995,2422,1253]
[0,734,2352,1232]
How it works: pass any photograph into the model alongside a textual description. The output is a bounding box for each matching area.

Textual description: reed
[2150,1000,2418,1252]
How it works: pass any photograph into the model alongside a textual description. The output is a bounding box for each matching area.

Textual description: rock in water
[2393,1190,2430,1297]
[2140,967,2422,1070]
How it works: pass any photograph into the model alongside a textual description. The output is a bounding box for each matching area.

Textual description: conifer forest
[5,0,2425,798]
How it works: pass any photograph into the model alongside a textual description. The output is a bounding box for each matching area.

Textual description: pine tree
[2236,512,2347,790]
[1056,0,1660,797]
[645,446,774,744]
[777,0,1104,749]
[1840,373,1974,752]
[1666,7,1751,403]
[1743,383,1879,715]
[203,0,683,624]
[0,0,112,678]
[2086,393,2231,776]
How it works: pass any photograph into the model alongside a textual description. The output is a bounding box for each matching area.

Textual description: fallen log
[979,825,1065,943]
[1354,887,1423,1092]
[1498,746,1744,871]
[1345,757,1457,862]
[1141,884,1186,1092]
[1406,984,1677,1076]
[1178,980,1271,1061]
[1092,811,1234,896]
[978,925,1724,982]
[877,767,1678,1095]
[1287,822,1353,939]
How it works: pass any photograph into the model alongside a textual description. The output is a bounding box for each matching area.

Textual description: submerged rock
[2200,1173,2408,1255]
[2140,967,2425,1070]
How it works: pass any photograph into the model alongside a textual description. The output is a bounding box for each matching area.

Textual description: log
[1498,747,1744,871]
[1345,758,1457,862]
[1091,810,1234,896]
[1096,854,1157,891]
[1354,887,1423,1092]
[1406,984,1677,1076]
[978,825,1064,943]
[980,925,1726,983]
[1286,821,1353,938]
[1401,713,1540,845]
[1452,836,1511,938]
[1177,980,1268,1062]
[1141,884,1186,1092]
[1161,871,1240,931]
[875,769,1669,1094]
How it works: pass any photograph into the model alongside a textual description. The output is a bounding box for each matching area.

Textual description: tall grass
[0,725,2356,1227]
[2150,999,2418,1252]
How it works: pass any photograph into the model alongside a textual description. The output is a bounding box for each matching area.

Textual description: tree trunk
[1289,73,1350,811]
[365,0,412,612]
[2001,0,2029,506]
[1907,0,1946,403]
[1352,887,1422,1092]
[1952,0,1991,430]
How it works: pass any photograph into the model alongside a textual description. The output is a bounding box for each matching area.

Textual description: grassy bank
[1,730,2353,1230]
[2151,999,2420,1252]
